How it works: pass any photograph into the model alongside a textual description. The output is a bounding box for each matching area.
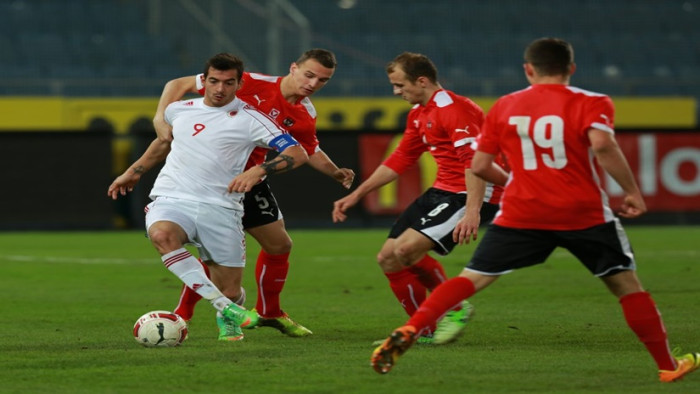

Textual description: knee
[262,237,293,255]
[377,251,400,273]
[149,228,181,254]
[393,243,418,266]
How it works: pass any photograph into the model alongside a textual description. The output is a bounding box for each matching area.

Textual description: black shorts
[388,188,499,255]
[467,220,636,277]
[242,180,282,230]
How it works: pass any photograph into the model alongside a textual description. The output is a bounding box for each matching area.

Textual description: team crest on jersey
[283,117,295,127]
[426,121,433,129]
[184,101,194,106]
[227,110,238,117]
[269,109,280,119]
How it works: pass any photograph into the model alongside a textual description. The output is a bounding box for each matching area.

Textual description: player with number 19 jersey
[196,72,319,169]
[476,84,616,230]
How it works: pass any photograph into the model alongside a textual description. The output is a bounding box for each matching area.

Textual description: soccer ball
[133,310,188,348]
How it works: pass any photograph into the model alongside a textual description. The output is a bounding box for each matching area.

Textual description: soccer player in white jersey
[151,49,353,339]
[108,53,309,341]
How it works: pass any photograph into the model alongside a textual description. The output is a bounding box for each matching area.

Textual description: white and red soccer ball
[133,311,188,347]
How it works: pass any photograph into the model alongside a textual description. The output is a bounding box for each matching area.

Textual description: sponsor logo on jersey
[455,125,470,133]
[270,109,280,119]
[253,94,266,105]
[426,121,433,129]
[184,101,194,106]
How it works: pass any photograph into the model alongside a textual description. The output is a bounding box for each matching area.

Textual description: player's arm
[153,75,199,142]
[589,127,646,218]
[454,168,486,244]
[472,151,509,186]
[108,138,171,199]
[308,150,355,189]
[332,165,399,223]
[228,136,309,193]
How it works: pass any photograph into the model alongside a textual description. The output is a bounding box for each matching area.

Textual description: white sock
[162,248,231,312]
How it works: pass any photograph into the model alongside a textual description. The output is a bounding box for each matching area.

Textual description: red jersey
[476,84,617,230]
[383,89,502,203]
[196,72,319,168]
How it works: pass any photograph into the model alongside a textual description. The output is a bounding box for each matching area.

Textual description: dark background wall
[0,129,698,230]
[0,131,114,230]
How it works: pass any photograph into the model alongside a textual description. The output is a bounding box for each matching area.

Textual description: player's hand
[107,173,140,200]
[452,211,480,244]
[617,193,647,219]
[332,195,358,223]
[228,168,264,194]
[153,116,173,142]
[333,168,356,189]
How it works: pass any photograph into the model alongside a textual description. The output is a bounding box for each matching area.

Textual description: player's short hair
[386,52,438,84]
[203,53,245,79]
[296,48,337,69]
[524,38,574,76]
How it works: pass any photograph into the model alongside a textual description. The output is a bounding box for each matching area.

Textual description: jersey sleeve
[583,95,615,135]
[164,101,182,126]
[241,104,298,150]
[474,99,503,156]
[382,110,427,174]
[195,74,205,96]
[289,121,320,157]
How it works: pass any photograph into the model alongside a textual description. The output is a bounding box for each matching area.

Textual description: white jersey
[150,97,291,210]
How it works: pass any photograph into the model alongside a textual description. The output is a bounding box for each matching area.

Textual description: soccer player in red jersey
[333,52,503,344]
[150,49,355,339]
[371,38,699,382]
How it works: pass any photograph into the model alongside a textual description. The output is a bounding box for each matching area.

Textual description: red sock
[407,276,475,336]
[408,255,447,291]
[620,291,676,371]
[255,250,290,318]
[173,259,209,321]
[385,269,427,317]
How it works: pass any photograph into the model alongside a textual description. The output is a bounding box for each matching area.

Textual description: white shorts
[145,196,246,268]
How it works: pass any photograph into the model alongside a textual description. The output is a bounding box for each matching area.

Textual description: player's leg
[379,193,441,324]
[602,270,699,382]
[145,199,237,316]
[400,190,479,339]
[172,259,208,321]
[208,264,248,341]
[372,225,553,373]
[196,203,258,341]
[246,220,292,317]
[372,270,498,374]
[243,181,311,337]
[565,220,698,382]
[407,254,446,291]
[377,236,429,319]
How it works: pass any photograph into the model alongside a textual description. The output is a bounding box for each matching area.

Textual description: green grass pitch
[0,227,698,393]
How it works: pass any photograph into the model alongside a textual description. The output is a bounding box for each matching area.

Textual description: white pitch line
[4,255,156,265]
